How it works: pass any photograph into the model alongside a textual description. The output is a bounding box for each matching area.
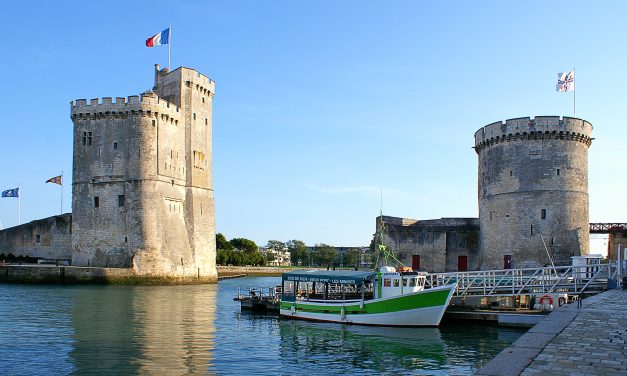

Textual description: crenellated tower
[474,116,593,269]
[70,65,216,281]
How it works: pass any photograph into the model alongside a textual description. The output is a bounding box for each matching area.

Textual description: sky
[1,1,625,251]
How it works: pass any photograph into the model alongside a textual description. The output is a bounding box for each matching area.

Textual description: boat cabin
[281,267,427,303]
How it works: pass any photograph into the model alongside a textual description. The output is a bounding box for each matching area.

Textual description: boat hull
[280,284,456,327]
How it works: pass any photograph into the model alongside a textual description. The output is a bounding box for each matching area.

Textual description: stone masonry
[375,116,593,272]
[0,214,71,260]
[475,117,593,269]
[70,65,217,281]
[375,216,479,272]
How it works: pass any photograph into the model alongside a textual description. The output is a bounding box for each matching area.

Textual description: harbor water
[0,276,526,375]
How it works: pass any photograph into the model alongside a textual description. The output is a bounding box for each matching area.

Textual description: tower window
[509,170,513,177]
[152,119,156,127]
[88,132,92,145]
[541,209,546,219]
[205,118,208,125]
[193,113,196,120]
[113,142,118,150]
[557,169,560,175]
[118,195,125,207]
[202,97,205,103]
[36,234,41,243]
[82,131,86,145]
[530,225,533,235]
[94,196,100,208]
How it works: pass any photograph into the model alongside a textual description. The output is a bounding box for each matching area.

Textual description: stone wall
[375,216,480,272]
[475,116,593,269]
[0,214,71,260]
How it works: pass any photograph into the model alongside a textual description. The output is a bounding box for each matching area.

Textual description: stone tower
[474,116,593,269]
[70,65,217,282]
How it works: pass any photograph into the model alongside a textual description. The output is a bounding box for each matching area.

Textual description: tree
[314,243,336,267]
[216,233,233,251]
[265,240,285,263]
[266,240,285,251]
[345,248,362,268]
[230,238,258,253]
[286,240,308,266]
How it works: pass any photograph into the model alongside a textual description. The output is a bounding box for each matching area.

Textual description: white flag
[556,70,575,92]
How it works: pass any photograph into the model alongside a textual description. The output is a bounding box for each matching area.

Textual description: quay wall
[0,264,214,284]
[476,288,626,375]
[217,266,316,276]
[0,214,72,260]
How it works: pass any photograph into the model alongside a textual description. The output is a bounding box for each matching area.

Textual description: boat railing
[423,263,617,298]
[236,286,280,301]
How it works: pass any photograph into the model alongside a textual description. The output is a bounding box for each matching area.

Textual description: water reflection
[279,321,448,375]
[70,285,216,375]
[0,278,524,376]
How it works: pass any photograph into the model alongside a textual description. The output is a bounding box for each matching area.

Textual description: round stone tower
[474,116,593,269]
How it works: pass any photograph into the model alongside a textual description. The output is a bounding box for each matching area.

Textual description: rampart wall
[0,214,72,260]
[375,216,480,272]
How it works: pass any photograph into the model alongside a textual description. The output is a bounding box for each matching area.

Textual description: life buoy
[539,294,553,305]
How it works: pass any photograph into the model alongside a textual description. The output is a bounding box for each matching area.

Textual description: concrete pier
[476,289,627,375]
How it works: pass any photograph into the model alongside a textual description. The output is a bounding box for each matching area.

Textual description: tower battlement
[71,93,180,114]
[474,116,593,153]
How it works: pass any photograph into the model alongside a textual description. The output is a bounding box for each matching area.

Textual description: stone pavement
[476,289,627,376]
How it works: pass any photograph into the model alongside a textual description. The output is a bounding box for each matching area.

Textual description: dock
[477,288,627,375]
[233,286,280,311]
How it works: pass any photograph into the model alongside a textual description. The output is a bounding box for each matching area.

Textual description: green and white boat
[279,267,456,327]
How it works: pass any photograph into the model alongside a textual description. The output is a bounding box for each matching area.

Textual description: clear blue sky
[1,1,625,249]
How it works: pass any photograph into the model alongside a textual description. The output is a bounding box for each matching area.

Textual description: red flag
[46,175,62,185]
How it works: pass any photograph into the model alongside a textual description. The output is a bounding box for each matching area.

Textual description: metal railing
[425,263,618,297]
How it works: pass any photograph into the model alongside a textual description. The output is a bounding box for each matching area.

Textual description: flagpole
[18,184,21,225]
[573,67,577,117]
[60,171,64,214]
[168,23,171,70]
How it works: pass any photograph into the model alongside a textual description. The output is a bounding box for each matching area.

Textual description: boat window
[393,279,400,287]
[383,278,391,287]
[409,278,416,287]
[402,278,408,287]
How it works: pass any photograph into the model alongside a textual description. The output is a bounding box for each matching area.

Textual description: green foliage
[345,248,362,267]
[216,249,267,266]
[313,243,336,266]
[230,238,259,253]
[216,233,233,251]
[266,240,285,251]
[265,240,285,263]
[286,239,308,266]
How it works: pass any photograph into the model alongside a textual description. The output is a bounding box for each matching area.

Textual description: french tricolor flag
[146,28,170,47]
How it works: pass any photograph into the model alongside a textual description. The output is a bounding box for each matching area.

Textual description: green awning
[282,270,374,284]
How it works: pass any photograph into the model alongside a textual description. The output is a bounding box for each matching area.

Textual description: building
[69,65,217,281]
[259,246,291,266]
[375,116,593,272]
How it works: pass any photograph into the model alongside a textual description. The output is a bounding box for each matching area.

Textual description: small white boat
[279,266,456,327]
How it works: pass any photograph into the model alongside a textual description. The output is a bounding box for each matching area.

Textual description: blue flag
[2,188,19,198]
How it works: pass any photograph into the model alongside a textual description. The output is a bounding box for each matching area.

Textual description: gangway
[425,263,618,301]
